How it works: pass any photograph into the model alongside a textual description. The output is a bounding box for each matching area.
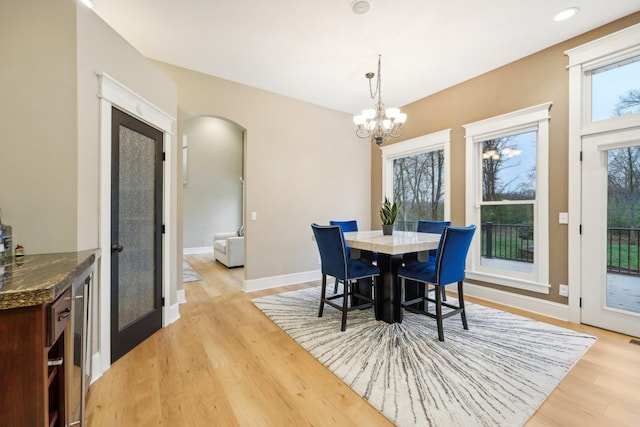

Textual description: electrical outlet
[558,212,569,224]
[559,284,569,297]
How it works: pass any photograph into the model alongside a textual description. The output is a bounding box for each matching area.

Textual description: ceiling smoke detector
[351,0,370,15]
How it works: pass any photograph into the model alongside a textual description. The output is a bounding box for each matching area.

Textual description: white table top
[343,230,440,255]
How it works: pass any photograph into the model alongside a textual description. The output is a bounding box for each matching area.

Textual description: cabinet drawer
[47,289,71,347]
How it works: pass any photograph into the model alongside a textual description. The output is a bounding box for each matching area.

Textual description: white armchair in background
[213,232,244,268]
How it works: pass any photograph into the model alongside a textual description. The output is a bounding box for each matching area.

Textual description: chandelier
[353,55,407,146]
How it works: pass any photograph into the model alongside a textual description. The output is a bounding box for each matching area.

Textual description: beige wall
[372,12,640,303]
[183,116,244,249]
[2,1,180,366]
[75,4,179,305]
[76,4,178,251]
[153,61,372,281]
[0,0,178,259]
[0,0,78,253]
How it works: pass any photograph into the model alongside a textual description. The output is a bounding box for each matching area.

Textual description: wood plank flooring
[86,253,640,426]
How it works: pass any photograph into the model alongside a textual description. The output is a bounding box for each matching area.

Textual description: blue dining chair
[329,220,377,293]
[417,219,452,234]
[405,220,451,300]
[416,220,451,260]
[329,220,359,258]
[330,220,358,293]
[312,224,379,331]
[397,225,476,341]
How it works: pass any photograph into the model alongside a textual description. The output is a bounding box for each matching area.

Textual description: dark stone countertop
[0,249,99,310]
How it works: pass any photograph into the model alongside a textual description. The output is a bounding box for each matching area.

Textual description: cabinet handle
[48,357,64,366]
[58,308,71,321]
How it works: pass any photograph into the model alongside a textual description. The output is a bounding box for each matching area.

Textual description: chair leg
[435,285,445,342]
[458,281,468,330]
[333,278,339,293]
[318,274,327,317]
[341,280,349,331]
[441,286,447,301]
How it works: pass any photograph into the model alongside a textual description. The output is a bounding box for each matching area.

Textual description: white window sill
[466,270,550,294]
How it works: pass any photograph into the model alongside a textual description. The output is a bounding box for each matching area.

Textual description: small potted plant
[380,197,399,235]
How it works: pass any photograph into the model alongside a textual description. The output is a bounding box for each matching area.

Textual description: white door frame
[567,23,640,325]
[581,129,640,336]
[96,73,176,379]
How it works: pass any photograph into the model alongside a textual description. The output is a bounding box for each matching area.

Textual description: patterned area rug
[252,287,596,427]
[182,259,202,282]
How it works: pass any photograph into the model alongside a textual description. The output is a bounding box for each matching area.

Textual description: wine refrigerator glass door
[69,271,92,426]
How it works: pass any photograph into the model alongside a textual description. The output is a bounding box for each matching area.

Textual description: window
[480,130,536,274]
[381,129,451,231]
[591,55,640,122]
[464,103,551,293]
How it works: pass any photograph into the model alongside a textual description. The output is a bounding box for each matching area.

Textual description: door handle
[111,244,124,253]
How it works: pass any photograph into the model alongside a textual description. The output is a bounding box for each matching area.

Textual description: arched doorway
[182,116,245,262]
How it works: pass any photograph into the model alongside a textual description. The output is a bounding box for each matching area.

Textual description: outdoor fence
[395,220,418,232]
[607,227,640,276]
[397,221,640,276]
[481,222,534,263]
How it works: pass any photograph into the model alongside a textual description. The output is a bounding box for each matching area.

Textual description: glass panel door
[110,107,163,362]
[582,131,640,337]
[606,146,640,315]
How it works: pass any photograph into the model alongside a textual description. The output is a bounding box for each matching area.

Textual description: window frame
[381,129,451,224]
[464,103,552,294]
[566,22,640,323]
[567,24,640,137]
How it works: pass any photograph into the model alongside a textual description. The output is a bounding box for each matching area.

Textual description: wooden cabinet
[0,289,71,426]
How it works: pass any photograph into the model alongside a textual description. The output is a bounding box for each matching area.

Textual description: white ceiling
[91,0,640,114]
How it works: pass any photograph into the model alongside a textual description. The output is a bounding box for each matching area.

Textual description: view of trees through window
[607,146,640,277]
[392,149,444,231]
[480,131,536,270]
[597,57,640,276]
[592,55,640,121]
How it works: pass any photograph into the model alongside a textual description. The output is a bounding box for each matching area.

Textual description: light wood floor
[86,253,640,426]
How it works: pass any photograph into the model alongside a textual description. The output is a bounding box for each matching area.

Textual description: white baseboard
[183,246,212,254]
[461,282,570,321]
[91,351,103,385]
[164,302,181,326]
[177,289,186,304]
[244,270,321,292]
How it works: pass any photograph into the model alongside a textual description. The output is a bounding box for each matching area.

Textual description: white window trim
[566,22,640,323]
[464,103,552,294]
[381,129,451,221]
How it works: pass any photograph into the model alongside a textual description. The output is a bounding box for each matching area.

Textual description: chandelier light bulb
[362,109,376,119]
[353,115,366,125]
[386,107,400,118]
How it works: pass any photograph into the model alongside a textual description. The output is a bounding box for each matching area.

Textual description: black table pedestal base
[353,254,427,324]
[373,253,404,323]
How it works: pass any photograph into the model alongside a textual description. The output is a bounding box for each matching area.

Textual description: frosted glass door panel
[117,125,157,329]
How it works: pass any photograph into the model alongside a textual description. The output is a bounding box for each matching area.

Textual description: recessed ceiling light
[79,0,94,8]
[352,0,370,15]
[554,7,579,22]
